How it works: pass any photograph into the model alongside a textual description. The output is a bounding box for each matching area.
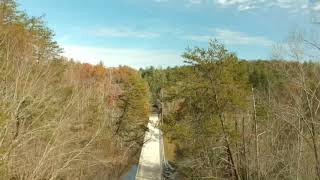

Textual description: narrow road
[136,115,162,180]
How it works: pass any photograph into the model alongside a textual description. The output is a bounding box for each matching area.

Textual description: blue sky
[18,0,320,68]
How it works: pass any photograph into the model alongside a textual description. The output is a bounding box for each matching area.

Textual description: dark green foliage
[141,40,320,179]
[115,67,150,143]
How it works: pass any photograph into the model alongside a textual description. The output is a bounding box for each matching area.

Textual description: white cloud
[90,27,160,39]
[214,0,309,11]
[154,0,170,2]
[184,28,273,46]
[151,0,318,12]
[153,0,320,12]
[301,4,308,9]
[157,0,311,11]
[62,44,183,68]
[238,4,256,11]
[215,0,251,6]
[313,1,320,11]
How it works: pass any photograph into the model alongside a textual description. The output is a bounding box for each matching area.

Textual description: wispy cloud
[214,0,309,11]
[311,0,320,11]
[89,27,160,39]
[153,0,311,12]
[62,44,182,68]
[153,0,170,3]
[309,0,320,23]
[214,0,256,11]
[184,28,273,46]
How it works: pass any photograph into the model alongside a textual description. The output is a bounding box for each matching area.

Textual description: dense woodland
[0,1,150,179]
[2,0,320,180]
[141,38,320,179]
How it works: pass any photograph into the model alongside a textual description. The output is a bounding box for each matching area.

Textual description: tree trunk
[219,114,239,180]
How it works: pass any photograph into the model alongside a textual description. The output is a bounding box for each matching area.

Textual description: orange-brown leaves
[79,63,94,80]
[93,64,106,81]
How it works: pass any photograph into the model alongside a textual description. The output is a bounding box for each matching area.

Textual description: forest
[141,39,320,179]
[0,1,150,179]
[2,0,320,180]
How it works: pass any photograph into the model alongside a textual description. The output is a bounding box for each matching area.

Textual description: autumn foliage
[0,1,150,179]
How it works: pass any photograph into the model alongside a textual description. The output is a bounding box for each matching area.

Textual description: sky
[18,0,320,68]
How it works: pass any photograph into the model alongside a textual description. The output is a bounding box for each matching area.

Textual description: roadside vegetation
[141,38,320,179]
[0,1,150,179]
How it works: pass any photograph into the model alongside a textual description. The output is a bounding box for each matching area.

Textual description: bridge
[135,114,165,180]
